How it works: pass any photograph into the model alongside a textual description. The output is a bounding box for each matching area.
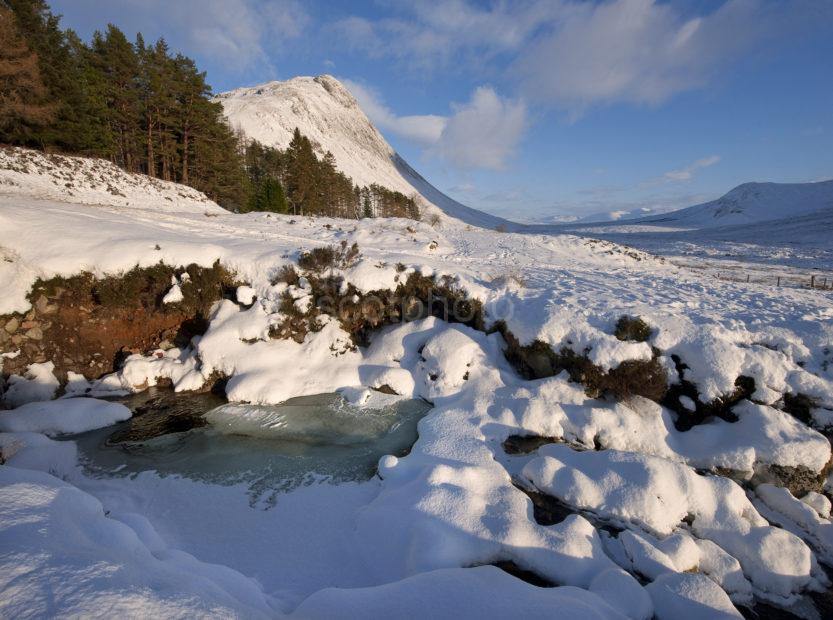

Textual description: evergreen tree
[0,5,419,220]
[90,25,140,170]
[285,128,317,216]
[3,0,93,151]
[0,6,53,140]
[362,188,373,219]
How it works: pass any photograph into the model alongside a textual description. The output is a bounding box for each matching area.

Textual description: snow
[2,146,833,616]
[0,398,131,436]
[646,572,743,619]
[236,285,257,305]
[2,362,60,408]
[162,282,184,304]
[0,466,276,619]
[0,432,78,478]
[522,444,823,602]
[801,491,832,519]
[294,566,629,620]
[417,326,484,400]
[0,146,225,215]
[217,75,513,230]
[754,483,833,565]
[634,180,833,230]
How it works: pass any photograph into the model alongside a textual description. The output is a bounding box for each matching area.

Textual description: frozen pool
[71,391,431,496]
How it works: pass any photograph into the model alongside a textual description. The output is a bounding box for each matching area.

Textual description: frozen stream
[70,390,432,496]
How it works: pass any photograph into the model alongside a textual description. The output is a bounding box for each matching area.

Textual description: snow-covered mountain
[216,75,511,230]
[633,180,833,229]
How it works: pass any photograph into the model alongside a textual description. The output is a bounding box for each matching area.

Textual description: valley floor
[2,189,833,618]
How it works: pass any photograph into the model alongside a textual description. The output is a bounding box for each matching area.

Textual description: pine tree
[285,127,317,216]
[3,0,94,151]
[362,187,373,219]
[0,6,53,140]
[90,25,140,170]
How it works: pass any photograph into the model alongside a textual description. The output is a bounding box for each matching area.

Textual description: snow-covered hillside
[0,146,226,215]
[629,180,833,230]
[557,180,833,270]
[217,75,512,230]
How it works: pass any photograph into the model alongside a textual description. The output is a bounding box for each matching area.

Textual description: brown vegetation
[0,262,235,382]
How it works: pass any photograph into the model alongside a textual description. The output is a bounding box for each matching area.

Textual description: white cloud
[332,1,556,69]
[341,79,446,147]
[191,0,308,70]
[434,87,527,170]
[118,0,308,72]
[334,0,786,112]
[343,80,526,170]
[516,0,772,111]
[663,155,721,182]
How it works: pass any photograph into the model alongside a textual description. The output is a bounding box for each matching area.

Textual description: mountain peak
[217,75,511,230]
[312,75,358,108]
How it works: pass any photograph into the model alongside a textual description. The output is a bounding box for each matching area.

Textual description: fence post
[811,275,815,289]
[746,274,750,283]
[777,276,781,287]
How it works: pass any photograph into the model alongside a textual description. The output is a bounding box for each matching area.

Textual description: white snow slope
[0,146,226,215]
[217,75,512,230]
[632,180,833,230]
[2,151,833,617]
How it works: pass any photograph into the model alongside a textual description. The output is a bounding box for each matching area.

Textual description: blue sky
[51,0,833,221]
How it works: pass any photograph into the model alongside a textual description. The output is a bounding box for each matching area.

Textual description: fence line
[713,272,832,290]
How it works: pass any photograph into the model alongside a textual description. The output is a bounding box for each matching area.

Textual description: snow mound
[0,466,274,618]
[0,398,131,436]
[2,361,59,408]
[417,326,485,400]
[645,572,742,619]
[0,146,226,215]
[294,566,629,620]
[523,444,822,601]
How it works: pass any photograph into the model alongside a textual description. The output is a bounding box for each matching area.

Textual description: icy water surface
[72,390,431,494]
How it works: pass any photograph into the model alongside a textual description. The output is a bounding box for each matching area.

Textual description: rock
[21,320,37,329]
[24,327,43,341]
[11,335,23,345]
[4,318,18,333]
[34,295,49,313]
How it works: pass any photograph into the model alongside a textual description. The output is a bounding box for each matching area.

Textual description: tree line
[243,129,420,219]
[0,0,420,220]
